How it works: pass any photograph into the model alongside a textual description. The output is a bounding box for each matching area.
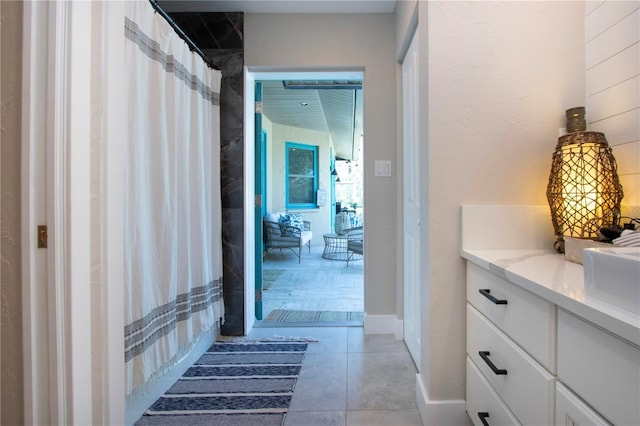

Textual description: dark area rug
[135,342,308,426]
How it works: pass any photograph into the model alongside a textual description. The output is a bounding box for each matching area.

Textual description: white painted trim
[100,2,126,424]
[395,317,404,341]
[416,374,471,426]
[24,1,96,423]
[244,69,257,335]
[21,2,52,424]
[246,67,364,81]
[243,67,365,333]
[396,1,418,64]
[363,314,398,335]
[67,3,94,423]
[47,1,73,422]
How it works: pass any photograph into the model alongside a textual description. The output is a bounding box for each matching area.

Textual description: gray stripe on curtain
[124,17,221,105]
[124,280,223,362]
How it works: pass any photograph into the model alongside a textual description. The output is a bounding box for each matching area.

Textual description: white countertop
[462,249,640,347]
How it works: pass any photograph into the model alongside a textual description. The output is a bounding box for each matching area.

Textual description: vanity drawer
[467,263,555,371]
[557,309,640,426]
[467,304,555,426]
[556,382,611,426]
[466,356,520,426]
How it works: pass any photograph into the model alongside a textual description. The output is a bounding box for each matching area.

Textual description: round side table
[322,233,349,260]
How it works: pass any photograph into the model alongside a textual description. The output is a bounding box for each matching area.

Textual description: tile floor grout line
[345,327,350,418]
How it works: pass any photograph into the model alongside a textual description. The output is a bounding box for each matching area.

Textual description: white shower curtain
[123,1,224,395]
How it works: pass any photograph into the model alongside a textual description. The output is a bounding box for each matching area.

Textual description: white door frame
[243,70,257,334]
[242,67,365,334]
[22,2,125,424]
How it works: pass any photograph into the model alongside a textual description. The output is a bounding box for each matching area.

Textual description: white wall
[0,1,24,424]
[397,0,587,407]
[585,0,640,208]
[427,0,586,402]
[246,13,397,315]
[265,115,334,237]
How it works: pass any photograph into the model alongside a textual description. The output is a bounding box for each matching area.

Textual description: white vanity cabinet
[555,382,611,426]
[465,256,640,426]
[466,356,520,426]
[557,309,639,426]
[466,264,556,371]
[466,263,555,425]
[461,205,640,426]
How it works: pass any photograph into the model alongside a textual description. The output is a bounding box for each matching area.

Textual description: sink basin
[583,247,640,317]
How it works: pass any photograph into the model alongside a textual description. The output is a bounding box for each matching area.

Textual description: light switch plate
[375,160,392,177]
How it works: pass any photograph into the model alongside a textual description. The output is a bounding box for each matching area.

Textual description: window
[286,142,318,209]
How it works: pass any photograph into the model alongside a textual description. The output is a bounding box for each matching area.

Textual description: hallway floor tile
[246,326,423,426]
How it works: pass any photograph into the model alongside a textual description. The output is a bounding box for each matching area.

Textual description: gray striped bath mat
[264,309,364,323]
[135,342,308,425]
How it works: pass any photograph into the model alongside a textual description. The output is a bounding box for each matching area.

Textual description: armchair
[344,226,363,267]
[263,216,312,263]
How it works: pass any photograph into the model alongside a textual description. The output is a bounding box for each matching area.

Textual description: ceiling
[261,80,363,161]
[157,1,397,14]
[156,0,388,161]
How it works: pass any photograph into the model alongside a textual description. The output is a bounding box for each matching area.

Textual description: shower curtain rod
[148,0,219,71]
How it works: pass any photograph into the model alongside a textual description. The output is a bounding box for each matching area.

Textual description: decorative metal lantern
[546,130,624,252]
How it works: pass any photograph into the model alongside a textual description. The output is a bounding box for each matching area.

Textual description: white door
[402,30,421,367]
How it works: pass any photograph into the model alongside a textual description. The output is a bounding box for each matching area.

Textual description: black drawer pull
[479,289,507,305]
[479,351,507,375]
[478,412,490,426]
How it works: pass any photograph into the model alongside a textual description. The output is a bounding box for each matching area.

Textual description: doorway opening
[247,70,365,328]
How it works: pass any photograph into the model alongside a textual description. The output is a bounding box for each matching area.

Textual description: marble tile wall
[168,12,245,335]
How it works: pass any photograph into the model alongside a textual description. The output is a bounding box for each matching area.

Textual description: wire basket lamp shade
[546,131,624,253]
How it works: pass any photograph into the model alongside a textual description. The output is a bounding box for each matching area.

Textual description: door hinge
[37,225,48,248]
[256,289,262,302]
[255,101,262,114]
[255,195,262,208]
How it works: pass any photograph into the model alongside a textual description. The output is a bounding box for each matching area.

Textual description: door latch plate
[37,225,48,248]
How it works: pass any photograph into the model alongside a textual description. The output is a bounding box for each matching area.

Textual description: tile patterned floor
[258,245,424,424]
[262,243,364,319]
[129,244,423,425]
[246,326,423,426]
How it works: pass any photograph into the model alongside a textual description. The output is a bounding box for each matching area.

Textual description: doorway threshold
[254,320,364,328]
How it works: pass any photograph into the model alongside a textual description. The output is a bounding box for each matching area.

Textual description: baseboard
[394,317,404,340]
[416,373,471,426]
[363,314,404,341]
[363,314,397,335]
